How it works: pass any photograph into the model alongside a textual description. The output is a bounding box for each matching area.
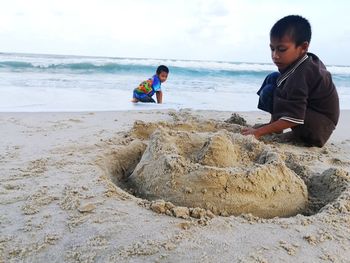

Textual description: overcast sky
[1,0,349,65]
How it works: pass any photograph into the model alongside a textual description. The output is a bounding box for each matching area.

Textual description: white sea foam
[2,52,349,74]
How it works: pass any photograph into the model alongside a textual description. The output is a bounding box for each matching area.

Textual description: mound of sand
[127,128,308,218]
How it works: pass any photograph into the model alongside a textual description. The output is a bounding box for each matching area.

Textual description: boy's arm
[156,91,163,104]
[241,119,298,139]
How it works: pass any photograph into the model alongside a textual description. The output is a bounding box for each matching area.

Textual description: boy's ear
[301,41,309,52]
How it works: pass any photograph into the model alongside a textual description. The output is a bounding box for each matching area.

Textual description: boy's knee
[292,126,324,147]
[266,72,280,84]
[291,109,336,147]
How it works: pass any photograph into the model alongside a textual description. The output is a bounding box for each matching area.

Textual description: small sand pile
[127,128,308,218]
[225,113,247,126]
[146,199,215,220]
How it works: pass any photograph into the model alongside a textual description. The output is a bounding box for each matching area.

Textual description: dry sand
[0,109,349,262]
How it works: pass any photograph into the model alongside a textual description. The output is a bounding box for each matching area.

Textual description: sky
[0,0,349,65]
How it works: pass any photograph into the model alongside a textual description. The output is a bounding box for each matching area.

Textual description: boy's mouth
[274,62,285,69]
[274,61,282,66]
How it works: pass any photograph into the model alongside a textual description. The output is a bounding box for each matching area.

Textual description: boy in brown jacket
[242,15,339,147]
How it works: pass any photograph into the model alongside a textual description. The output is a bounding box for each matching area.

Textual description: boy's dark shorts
[133,90,156,103]
[291,108,336,147]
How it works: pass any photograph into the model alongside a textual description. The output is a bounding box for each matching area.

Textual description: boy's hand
[241,127,261,139]
[241,119,298,140]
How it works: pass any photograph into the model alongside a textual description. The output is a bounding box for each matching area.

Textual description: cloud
[198,0,230,17]
[0,0,349,64]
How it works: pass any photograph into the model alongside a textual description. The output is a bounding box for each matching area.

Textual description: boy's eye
[270,46,287,52]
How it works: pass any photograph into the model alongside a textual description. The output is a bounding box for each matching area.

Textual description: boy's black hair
[270,15,312,46]
[156,65,169,74]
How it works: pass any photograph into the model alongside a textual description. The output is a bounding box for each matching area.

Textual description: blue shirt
[152,75,161,92]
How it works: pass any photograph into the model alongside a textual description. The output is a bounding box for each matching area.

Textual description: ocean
[0,52,349,112]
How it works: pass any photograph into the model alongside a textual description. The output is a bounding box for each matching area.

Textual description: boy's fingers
[241,129,250,135]
[241,128,256,136]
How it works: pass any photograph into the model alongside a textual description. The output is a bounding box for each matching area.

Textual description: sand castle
[127,127,308,218]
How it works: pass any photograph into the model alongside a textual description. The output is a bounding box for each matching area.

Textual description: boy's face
[270,35,309,72]
[158,72,168,83]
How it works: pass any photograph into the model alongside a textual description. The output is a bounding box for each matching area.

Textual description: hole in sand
[105,119,349,219]
[285,157,350,215]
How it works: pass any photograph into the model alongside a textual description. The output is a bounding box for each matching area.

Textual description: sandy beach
[1,109,349,263]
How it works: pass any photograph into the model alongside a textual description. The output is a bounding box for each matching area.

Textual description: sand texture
[0,109,350,262]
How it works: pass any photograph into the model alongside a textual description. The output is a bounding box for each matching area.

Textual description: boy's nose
[272,51,279,59]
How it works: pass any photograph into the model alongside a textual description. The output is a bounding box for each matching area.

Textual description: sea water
[0,52,349,112]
